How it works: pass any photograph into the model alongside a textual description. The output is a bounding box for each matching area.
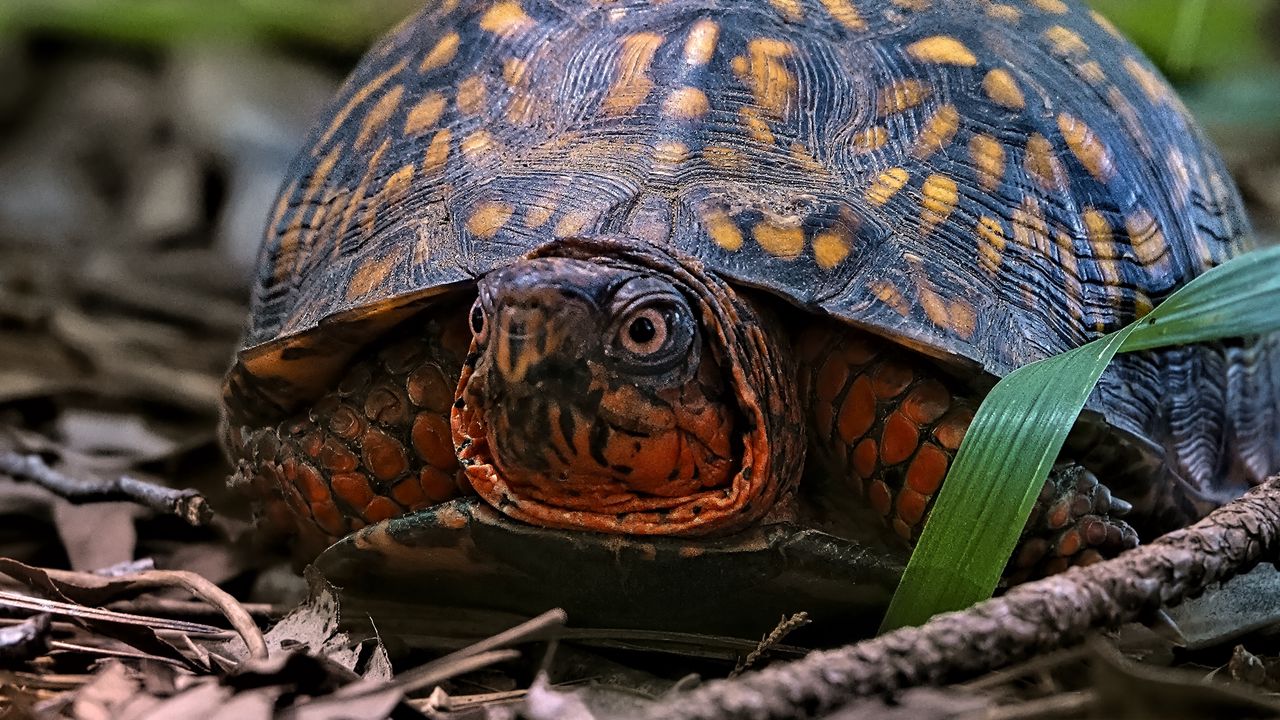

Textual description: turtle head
[452,238,802,536]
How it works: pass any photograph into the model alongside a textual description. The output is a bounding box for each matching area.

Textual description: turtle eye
[469,298,488,342]
[619,307,669,356]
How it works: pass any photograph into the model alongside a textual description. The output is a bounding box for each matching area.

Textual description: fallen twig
[640,476,1280,720]
[0,451,211,525]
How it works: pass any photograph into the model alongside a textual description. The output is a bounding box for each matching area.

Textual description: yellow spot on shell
[525,201,555,228]
[663,87,710,119]
[1043,25,1088,57]
[820,0,866,30]
[768,0,804,22]
[920,288,975,339]
[813,229,852,270]
[1029,0,1068,13]
[741,106,776,144]
[1024,133,1068,192]
[1123,57,1167,103]
[347,252,399,302]
[466,201,514,238]
[906,36,978,66]
[654,140,690,167]
[404,92,446,136]
[479,1,534,35]
[1058,113,1115,182]
[683,19,720,65]
[913,104,959,160]
[462,129,497,161]
[976,216,1007,275]
[866,168,909,205]
[1125,209,1169,266]
[420,31,460,72]
[705,210,744,251]
[554,209,597,238]
[381,163,414,207]
[753,219,805,259]
[969,134,1006,192]
[316,57,409,151]
[982,68,1025,110]
[703,144,749,171]
[1083,207,1113,247]
[920,174,958,232]
[456,75,487,115]
[877,79,932,116]
[503,58,528,85]
[422,129,452,174]
[355,85,405,149]
[1011,196,1050,255]
[1091,10,1125,40]
[742,38,796,116]
[852,126,888,151]
[1071,60,1106,85]
[601,32,664,115]
[871,281,911,316]
[986,3,1022,22]
[891,0,931,10]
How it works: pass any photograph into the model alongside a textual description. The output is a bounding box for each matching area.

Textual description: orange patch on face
[837,375,876,444]
[880,412,919,465]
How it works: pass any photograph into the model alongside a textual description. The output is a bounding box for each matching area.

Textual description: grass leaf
[881,245,1280,632]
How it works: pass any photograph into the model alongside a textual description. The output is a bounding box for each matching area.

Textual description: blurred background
[0,0,1275,576]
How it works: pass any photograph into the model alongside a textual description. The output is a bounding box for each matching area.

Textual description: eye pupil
[470,304,485,334]
[628,316,656,344]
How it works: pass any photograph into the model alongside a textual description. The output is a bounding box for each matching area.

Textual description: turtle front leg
[228,309,472,556]
[796,325,1138,580]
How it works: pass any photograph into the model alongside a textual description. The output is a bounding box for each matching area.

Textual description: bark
[641,476,1280,720]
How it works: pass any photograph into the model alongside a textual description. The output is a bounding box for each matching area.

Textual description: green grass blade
[881,245,1280,632]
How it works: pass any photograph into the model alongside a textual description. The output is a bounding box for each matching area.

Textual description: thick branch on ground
[642,476,1280,720]
[0,451,210,526]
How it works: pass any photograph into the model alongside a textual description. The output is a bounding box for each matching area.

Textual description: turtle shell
[226,0,1259,489]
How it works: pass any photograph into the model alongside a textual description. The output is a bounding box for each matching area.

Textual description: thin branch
[0,451,211,526]
[640,476,1280,720]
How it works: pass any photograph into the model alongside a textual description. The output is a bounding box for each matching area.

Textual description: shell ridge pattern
[233,0,1254,429]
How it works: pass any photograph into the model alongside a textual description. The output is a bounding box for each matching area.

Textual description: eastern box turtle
[222,0,1280,638]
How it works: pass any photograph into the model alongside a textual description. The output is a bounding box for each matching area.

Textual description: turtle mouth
[450,237,804,537]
